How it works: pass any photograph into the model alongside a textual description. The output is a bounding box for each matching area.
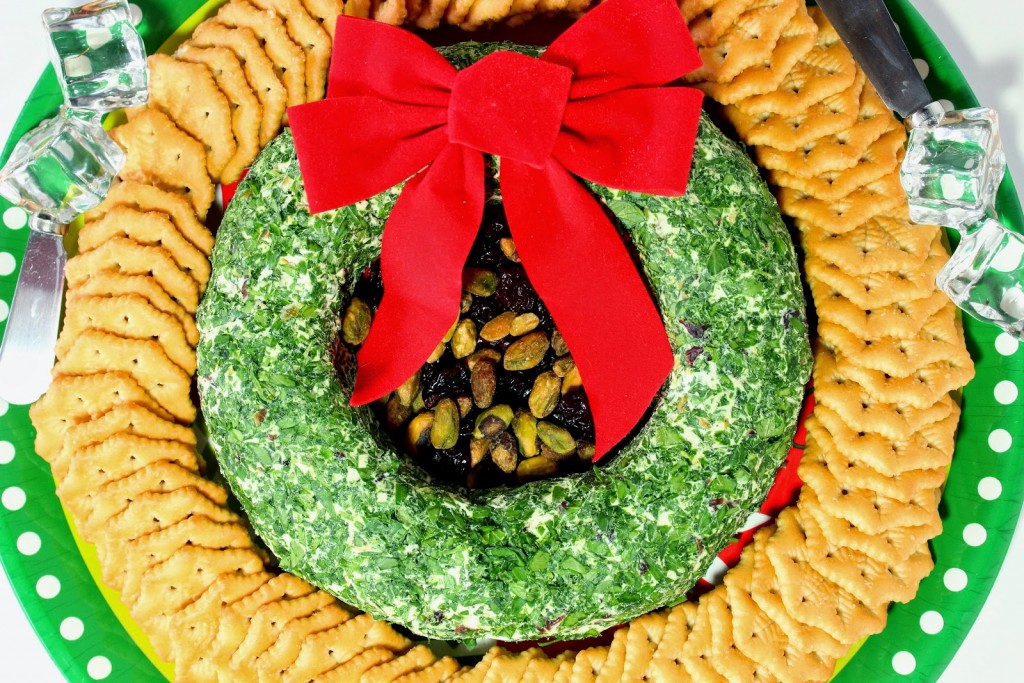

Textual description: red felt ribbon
[288,0,704,460]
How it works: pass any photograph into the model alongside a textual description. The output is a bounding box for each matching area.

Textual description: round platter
[0,1,1021,680]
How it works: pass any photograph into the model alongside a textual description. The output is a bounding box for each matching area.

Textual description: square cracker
[137,54,237,181]
[79,207,210,289]
[250,0,331,101]
[85,180,214,256]
[53,329,195,424]
[361,645,437,682]
[213,0,307,108]
[300,0,343,38]
[103,488,242,543]
[190,20,288,147]
[110,109,215,220]
[176,45,263,184]
[65,237,201,313]
[289,613,412,681]
[231,590,339,667]
[801,213,936,278]
[255,603,352,679]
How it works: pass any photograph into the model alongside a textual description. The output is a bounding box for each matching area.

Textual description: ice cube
[0,108,125,224]
[42,0,148,112]
[937,216,1024,339]
[901,107,1005,228]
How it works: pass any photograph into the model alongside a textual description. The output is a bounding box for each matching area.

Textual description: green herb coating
[197,42,812,642]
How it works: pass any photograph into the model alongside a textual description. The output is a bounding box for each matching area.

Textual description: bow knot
[449,51,572,168]
[289,0,705,460]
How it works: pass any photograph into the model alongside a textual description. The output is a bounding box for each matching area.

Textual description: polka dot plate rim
[0,1,1021,681]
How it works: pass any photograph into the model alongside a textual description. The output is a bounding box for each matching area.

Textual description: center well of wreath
[334,202,650,489]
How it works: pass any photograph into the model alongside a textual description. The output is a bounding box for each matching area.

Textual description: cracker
[320,648,398,682]
[811,279,949,342]
[214,0,307,108]
[617,612,668,681]
[68,273,199,346]
[687,0,800,85]
[139,54,237,180]
[110,109,215,220]
[175,45,263,185]
[680,593,757,682]
[103,488,242,542]
[28,372,170,464]
[781,171,904,234]
[53,329,195,423]
[444,0,477,25]
[415,0,450,28]
[362,645,437,682]
[687,0,760,48]
[190,21,288,147]
[85,180,214,256]
[802,213,937,278]
[56,294,196,375]
[699,9,817,104]
[79,207,210,289]
[464,0,516,28]
[232,590,338,670]
[289,614,412,681]
[346,0,373,18]
[393,657,461,682]
[373,0,409,24]
[65,237,200,313]
[249,0,331,101]
[255,604,352,680]
[804,244,945,312]
[820,318,964,381]
[404,0,426,25]
[57,403,196,482]
[300,0,343,38]
[837,351,975,412]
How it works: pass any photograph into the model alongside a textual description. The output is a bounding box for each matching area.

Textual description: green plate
[0,1,1021,680]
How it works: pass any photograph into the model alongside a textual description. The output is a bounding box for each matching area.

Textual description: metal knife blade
[0,219,67,405]
[815,0,934,121]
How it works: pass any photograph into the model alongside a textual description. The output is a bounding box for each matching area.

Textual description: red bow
[289,0,704,460]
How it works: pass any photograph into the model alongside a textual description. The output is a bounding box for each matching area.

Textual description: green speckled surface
[196,42,812,642]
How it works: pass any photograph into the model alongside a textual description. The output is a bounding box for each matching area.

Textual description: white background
[1,1,1022,681]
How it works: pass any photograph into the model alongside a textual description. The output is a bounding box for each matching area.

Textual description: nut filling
[341,205,597,488]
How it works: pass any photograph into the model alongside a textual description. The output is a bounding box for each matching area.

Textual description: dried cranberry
[468,294,502,326]
[496,266,540,313]
[420,363,470,408]
[550,391,594,438]
[685,346,705,366]
[682,320,707,338]
[353,262,384,308]
[423,447,470,483]
[496,370,534,404]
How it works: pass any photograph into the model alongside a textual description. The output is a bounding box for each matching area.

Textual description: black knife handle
[815,0,933,119]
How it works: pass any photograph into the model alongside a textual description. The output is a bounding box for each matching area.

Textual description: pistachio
[342,298,372,345]
[460,292,473,313]
[577,441,596,462]
[538,420,576,456]
[427,341,446,363]
[552,355,575,378]
[509,312,540,336]
[551,329,569,356]
[469,437,491,467]
[467,348,501,370]
[411,390,425,412]
[456,395,473,418]
[528,372,561,418]
[480,311,516,341]
[499,237,521,263]
[540,443,574,462]
[471,358,497,409]
[405,412,433,453]
[396,371,420,406]
[517,455,557,481]
[504,331,549,371]
[511,410,539,457]
[430,398,460,449]
[464,268,497,297]
[386,396,412,430]
[442,318,459,343]
[561,364,583,394]
[490,432,518,474]
[451,319,478,359]
[473,404,514,439]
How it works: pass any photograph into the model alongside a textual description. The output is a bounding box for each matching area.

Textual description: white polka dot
[16,532,40,556]
[892,651,917,675]
[996,332,1020,356]
[939,99,955,112]
[2,486,25,511]
[920,610,944,634]
[963,523,988,547]
[914,58,930,79]
[36,575,60,599]
[988,428,1012,453]
[0,398,7,416]
[87,656,112,680]
[0,299,7,322]
[995,380,1019,405]
[979,477,1003,500]
[944,567,969,592]
[128,3,143,25]
[0,441,13,464]
[0,252,15,277]
[2,207,27,230]
[60,617,84,641]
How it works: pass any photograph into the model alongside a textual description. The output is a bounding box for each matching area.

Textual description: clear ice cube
[937,217,1024,339]
[0,108,125,224]
[42,0,148,112]
[901,107,1005,228]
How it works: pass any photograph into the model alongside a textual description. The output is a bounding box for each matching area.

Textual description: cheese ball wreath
[197,42,812,642]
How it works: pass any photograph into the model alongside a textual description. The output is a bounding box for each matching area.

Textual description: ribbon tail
[351,144,485,406]
[502,160,674,460]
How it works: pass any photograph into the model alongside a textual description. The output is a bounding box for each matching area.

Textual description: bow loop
[449,51,572,168]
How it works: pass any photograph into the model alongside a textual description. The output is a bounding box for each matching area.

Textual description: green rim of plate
[0,1,1021,681]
